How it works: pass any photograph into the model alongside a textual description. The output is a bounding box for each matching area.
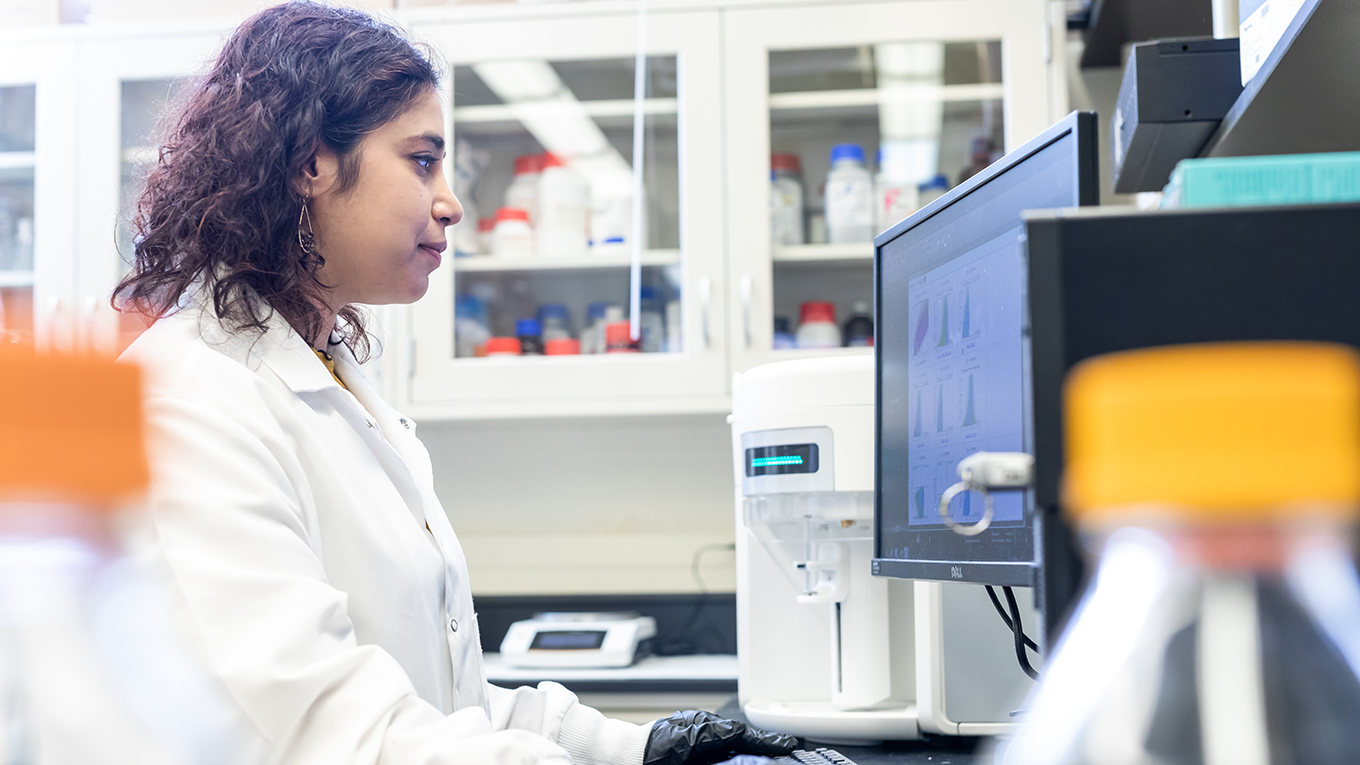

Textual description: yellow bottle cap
[0,348,149,506]
[1063,342,1360,525]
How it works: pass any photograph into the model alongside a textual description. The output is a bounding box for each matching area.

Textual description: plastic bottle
[1001,342,1360,765]
[772,317,797,350]
[580,302,611,355]
[769,153,805,246]
[515,318,543,356]
[842,301,874,347]
[536,153,589,258]
[504,153,543,225]
[537,304,572,342]
[455,294,491,358]
[665,299,682,353]
[544,338,580,356]
[476,217,496,255]
[492,207,534,258]
[824,144,874,243]
[0,348,254,765]
[874,149,919,232]
[918,174,950,207]
[605,321,638,353]
[484,337,522,357]
[639,287,664,353]
[795,301,841,349]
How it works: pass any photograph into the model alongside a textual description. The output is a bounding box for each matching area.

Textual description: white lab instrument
[500,613,657,668]
[732,356,1038,744]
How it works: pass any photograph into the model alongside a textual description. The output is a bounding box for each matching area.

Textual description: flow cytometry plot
[961,285,981,340]
[936,294,951,348]
[961,373,980,427]
[913,487,926,519]
[913,390,925,438]
[911,299,930,356]
[935,382,945,432]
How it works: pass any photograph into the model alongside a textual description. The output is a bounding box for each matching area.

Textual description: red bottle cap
[800,301,837,324]
[484,337,522,355]
[545,338,581,356]
[495,207,530,223]
[541,152,568,169]
[771,153,802,174]
[478,217,496,232]
[605,321,639,352]
[514,154,545,175]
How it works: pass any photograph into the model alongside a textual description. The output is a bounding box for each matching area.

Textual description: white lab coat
[121,296,652,765]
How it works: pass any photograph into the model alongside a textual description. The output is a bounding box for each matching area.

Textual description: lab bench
[485,653,986,762]
[483,652,737,724]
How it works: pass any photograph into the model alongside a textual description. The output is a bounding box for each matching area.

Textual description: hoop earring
[298,201,320,262]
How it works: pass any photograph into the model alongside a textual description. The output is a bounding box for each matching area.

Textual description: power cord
[657,543,735,655]
[985,585,1040,681]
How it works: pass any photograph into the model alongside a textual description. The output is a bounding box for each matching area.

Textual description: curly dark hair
[114,1,442,359]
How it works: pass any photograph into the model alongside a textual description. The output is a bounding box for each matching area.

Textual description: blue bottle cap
[639,286,658,301]
[455,294,484,318]
[920,174,950,191]
[516,318,542,336]
[587,302,612,321]
[830,143,865,165]
[537,303,570,322]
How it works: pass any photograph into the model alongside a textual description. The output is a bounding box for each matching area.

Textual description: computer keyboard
[773,748,858,765]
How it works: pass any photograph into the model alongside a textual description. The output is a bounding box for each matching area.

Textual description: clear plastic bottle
[639,287,664,354]
[536,153,589,258]
[0,348,255,765]
[824,144,874,243]
[504,153,543,226]
[455,294,491,358]
[580,302,612,355]
[874,148,919,232]
[795,301,841,349]
[1000,342,1360,765]
[537,304,572,342]
[769,153,805,246]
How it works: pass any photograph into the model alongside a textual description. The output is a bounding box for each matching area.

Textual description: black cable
[985,585,1039,651]
[1003,586,1040,681]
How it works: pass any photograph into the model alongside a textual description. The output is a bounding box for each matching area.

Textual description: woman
[116,4,795,764]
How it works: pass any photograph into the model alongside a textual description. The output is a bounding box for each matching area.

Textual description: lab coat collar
[179,278,342,395]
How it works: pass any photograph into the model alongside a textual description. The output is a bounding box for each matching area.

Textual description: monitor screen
[873,111,1097,586]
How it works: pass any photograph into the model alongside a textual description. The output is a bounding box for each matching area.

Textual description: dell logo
[951,566,963,579]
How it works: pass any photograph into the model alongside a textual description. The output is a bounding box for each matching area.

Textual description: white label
[1239,0,1306,85]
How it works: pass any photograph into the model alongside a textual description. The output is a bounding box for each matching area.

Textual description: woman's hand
[643,710,799,765]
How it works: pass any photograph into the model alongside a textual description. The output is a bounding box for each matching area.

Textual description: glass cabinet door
[76,32,225,354]
[0,83,38,345]
[725,0,1059,375]
[405,10,726,417]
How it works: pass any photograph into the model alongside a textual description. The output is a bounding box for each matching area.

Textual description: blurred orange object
[0,346,148,505]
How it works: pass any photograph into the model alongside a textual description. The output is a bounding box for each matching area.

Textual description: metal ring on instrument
[938,481,995,537]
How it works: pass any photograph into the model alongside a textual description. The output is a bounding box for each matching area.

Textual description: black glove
[643,710,799,765]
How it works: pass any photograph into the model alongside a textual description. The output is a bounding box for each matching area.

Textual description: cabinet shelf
[0,152,35,182]
[768,82,1004,111]
[773,242,873,263]
[453,97,679,124]
[0,271,35,288]
[454,249,681,272]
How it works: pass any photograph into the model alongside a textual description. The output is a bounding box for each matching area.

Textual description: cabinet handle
[740,275,753,349]
[698,276,711,351]
[406,336,416,379]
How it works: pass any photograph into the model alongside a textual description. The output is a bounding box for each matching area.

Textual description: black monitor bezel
[872,111,1098,586]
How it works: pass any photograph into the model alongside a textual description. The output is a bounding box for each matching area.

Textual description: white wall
[419,415,740,595]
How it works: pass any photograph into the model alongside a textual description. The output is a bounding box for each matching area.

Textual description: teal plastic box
[1162,151,1360,208]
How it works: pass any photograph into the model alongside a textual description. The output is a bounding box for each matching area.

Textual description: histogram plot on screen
[913,388,925,438]
[961,372,980,427]
[936,293,951,348]
[911,299,930,356]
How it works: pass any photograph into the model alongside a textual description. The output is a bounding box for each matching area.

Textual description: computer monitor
[872,111,1098,587]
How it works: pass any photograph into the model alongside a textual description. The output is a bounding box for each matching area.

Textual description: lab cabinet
[0,35,77,350]
[4,0,1065,420]
[722,0,1064,375]
[400,9,728,418]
